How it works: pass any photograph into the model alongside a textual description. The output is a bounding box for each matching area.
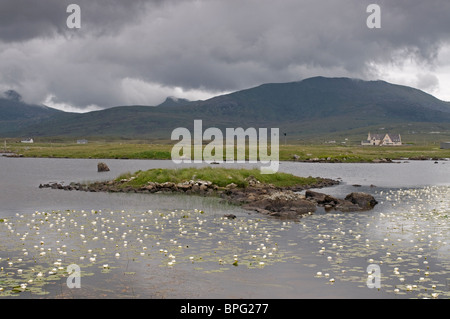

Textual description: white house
[21,138,34,144]
[361,133,402,146]
[77,139,88,144]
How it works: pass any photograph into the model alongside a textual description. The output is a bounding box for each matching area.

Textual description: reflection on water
[308,186,450,299]
[0,157,449,298]
[0,206,292,297]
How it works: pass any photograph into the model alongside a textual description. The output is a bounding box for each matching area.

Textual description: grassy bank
[5,142,172,160]
[4,141,450,162]
[279,144,450,162]
[115,167,320,188]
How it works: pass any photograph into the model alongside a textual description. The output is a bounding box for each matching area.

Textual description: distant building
[21,138,34,144]
[77,139,88,144]
[361,133,402,146]
[441,142,450,149]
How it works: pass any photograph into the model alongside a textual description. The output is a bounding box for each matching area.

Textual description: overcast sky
[1,0,450,112]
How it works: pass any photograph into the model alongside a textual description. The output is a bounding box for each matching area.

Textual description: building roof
[369,133,384,140]
[386,134,401,142]
[369,133,401,141]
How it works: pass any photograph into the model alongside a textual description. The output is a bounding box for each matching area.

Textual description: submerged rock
[305,190,339,206]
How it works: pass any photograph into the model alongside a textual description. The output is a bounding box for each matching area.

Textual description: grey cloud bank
[1,0,450,111]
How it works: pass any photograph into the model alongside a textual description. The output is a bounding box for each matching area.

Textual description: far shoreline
[2,152,449,164]
[2,141,449,163]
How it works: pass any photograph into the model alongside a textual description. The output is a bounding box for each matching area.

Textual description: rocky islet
[39,174,378,219]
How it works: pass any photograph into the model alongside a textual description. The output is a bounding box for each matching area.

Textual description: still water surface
[0,157,448,298]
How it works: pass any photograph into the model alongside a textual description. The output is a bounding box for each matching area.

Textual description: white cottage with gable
[361,133,402,146]
[21,138,34,144]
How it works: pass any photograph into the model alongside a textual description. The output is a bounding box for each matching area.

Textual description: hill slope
[2,77,450,140]
[0,96,63,136]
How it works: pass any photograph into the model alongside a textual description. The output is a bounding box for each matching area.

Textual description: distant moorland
[3,141,449,163]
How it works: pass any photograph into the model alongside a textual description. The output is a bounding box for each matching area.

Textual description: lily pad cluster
[309,185,449,299]
[0,207,293,297]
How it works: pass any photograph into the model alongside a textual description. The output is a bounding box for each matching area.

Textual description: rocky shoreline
[291,155,449,163]
[3,152,448,162]
[39,176,378,219]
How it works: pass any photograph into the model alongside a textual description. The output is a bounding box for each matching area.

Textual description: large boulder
[97,162,110,172]
[344,192,378,210]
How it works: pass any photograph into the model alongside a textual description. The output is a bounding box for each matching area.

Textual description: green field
[3,140,450,162]
[4,142,172,160]
[279,144,450,162]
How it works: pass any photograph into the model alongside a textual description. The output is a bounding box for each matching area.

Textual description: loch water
[0,157,449,298]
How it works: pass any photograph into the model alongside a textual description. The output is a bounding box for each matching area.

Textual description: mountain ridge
[0,94,63,136]
[1,77,449,140]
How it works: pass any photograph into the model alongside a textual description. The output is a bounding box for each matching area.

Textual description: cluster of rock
[230,188,378,219]
[214,177,376,219]
[39,175,378,220]
[292,155,343,163]
[138,180,219,195]
[40,179,220,195]
[292,154,393,163]
[241,190,317,219]
[305,190,378,212]
[39,182,74,191]
[371,158,393,163]
[2,153,24,157]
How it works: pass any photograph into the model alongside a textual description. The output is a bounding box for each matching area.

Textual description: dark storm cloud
[0,0,161,42]
[1,0,450,110]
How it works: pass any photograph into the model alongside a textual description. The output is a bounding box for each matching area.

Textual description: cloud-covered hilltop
[1,0,450,112]
[1,77,449,139]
